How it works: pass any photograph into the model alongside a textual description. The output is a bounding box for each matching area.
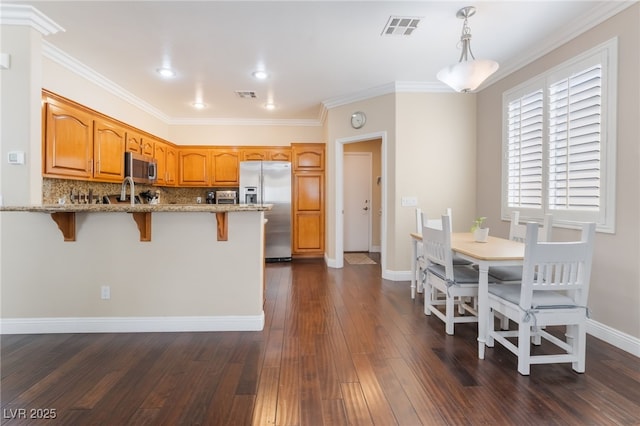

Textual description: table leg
[477,262,490,359]
[411,238,417,299]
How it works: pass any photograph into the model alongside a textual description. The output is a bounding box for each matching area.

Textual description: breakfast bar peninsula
[0,204,271,334]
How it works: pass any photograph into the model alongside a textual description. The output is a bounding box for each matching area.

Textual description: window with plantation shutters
[548,65,601,211]
[502,39,617,233]
[507,89,543,210]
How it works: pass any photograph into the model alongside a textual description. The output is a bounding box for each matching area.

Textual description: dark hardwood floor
[2,257,639,425]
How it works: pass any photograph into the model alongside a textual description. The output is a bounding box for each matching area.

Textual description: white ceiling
[11,1,634,123]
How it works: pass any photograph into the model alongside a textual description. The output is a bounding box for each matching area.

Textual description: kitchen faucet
[120,176,135,205]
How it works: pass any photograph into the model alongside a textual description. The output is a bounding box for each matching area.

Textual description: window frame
[501,38,617,233]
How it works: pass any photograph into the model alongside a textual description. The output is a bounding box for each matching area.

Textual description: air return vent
[381,16,421,36]
[235,90,257,99]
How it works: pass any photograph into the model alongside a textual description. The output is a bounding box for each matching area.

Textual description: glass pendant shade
[437,6,499,93]
[437,59,499,93]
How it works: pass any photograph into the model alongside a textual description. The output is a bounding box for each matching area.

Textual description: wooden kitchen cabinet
[292,143,324,171]
[211,149,240,186]
[93,117,126,182]
[126,131,145,156]
[242,147,291,162]
[291,143,325,257]
[179,148,210,186]
[141,139,154,157]
[165,145,177,185]
[154,139,177,186]
[43,98,94,179]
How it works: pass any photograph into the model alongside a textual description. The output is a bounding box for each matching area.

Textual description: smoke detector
[381,16,421,36]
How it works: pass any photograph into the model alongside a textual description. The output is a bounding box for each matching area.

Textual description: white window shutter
[548,65,602,211]
[507,90,544,209]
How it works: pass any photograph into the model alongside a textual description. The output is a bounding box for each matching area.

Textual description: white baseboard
[384,270,413,281]
[586,318,640,357]
[0,314,265,334]
[325,253,340,268]
[370,245,381,253]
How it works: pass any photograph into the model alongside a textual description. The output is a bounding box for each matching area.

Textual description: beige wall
[476,4,640,339]
[325,94,396,272]
[1,211,265,319]
[324,93,476,276]
[169,124,323,146]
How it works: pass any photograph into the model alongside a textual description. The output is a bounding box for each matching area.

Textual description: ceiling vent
[381,16,421,36]
[235,90,257,99]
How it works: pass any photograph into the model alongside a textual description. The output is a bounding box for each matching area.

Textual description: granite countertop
[0,204,273,213]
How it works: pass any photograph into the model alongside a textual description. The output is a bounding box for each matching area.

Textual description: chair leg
[499,313,509,330]
[569,323,586,373]
[531,326,541,345]
[517,321,532,375]
[423,275,432,316]
[445,293,455,335]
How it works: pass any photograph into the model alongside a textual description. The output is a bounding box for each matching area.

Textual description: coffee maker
[205,191,215,204]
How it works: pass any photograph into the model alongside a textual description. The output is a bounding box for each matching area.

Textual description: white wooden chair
[487,222,596,375]
[422,214,482,335]
[413,207,424,299]
[488,211,553,284]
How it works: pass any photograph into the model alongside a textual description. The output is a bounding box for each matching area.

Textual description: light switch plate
[401,196,418,207]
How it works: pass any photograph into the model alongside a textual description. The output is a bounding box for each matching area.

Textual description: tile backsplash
[43,178,237,205]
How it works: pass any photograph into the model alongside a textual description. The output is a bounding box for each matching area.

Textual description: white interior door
[344,153,371,252]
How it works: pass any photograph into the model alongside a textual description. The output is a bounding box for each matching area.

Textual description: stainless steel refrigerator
[239,161,292,261]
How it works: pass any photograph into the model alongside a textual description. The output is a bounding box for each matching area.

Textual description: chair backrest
[421,207,453,232]
[421,215,454,280]
[509,211,553,242]
[519,222,596,309]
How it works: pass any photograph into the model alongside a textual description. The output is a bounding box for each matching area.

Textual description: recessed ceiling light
[264,103,276,110]
[192,101,206,109]
[252,70,268,80]
[156,67,176,78]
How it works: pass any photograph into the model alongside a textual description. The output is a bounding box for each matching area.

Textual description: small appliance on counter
[139,190,161,204]
[206,191,215,204]
[215,190,237,204]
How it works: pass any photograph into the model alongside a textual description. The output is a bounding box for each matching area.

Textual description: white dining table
[410,232,525,359]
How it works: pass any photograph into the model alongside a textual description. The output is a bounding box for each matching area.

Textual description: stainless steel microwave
[124,152,157,184]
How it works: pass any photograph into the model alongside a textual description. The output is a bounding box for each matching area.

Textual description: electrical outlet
[101,285,110,300]
[401,196,418,207]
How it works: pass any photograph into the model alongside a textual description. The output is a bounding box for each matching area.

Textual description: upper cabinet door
[126,132,144,155]
[211,150,240,186]
[242,149,268,161]
[292,144,325,171]
[154,140,168,185]
[179,149,210,186]
[269,149,291,162]
[93,118,126,182]
[44,101,94,179]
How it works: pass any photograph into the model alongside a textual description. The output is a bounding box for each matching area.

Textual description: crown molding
[322,81,450,110]
[481,0,637,90]
[0,4,64,35]
[42,40,171,123]
[167,117,322,127]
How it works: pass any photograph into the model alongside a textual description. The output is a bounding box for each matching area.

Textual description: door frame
[343,152,373,252]
[334,131,387,273]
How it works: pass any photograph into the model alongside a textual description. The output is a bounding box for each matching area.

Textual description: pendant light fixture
[436,6,499,93]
